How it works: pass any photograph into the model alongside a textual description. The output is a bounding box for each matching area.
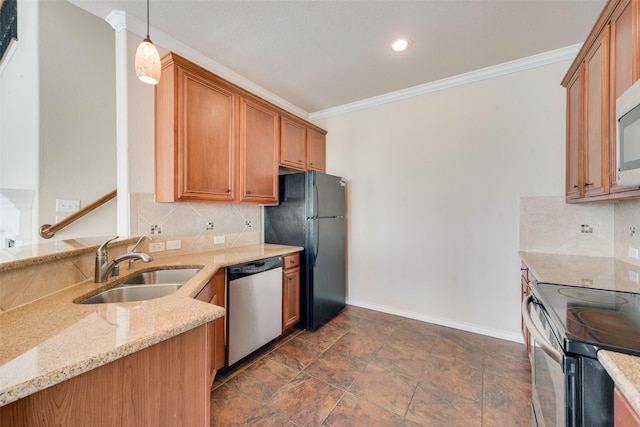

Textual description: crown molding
[309,44,582,120]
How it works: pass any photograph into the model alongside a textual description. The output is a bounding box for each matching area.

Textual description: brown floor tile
[323,392,407,427]
[298,323,348,349]
[430,333,485,370]
[210,383,263,425]
[348,361,417,417]
[267,373,344,426]
[371,342,429,379]
[303,345,369,389]
[210,306,533,427]
[225,356,299,402]
[420,355,483,402]
[406,382,482,427]
[329,331,383,364]
[385,327,438,352]
[268,336,324,371]
[482,371,533,427]
[483,348,531,383]
[241,405,298,427]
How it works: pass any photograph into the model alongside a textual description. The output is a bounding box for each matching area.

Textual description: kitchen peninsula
[0,242,301,425]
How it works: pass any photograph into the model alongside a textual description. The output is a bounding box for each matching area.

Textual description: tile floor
[210,305,532,426]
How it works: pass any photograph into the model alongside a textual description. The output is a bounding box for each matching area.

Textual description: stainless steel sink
[78,268,201,304]
[79,284,183,304]
[123,268,201,285]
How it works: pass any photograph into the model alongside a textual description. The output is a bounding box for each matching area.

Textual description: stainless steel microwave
[617,79,640,186]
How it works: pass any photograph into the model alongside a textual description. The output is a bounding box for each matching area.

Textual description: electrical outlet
[214,235,225,244]
[630,247,639,259]
[56,199,80,212]
[166,240,181,250]
[148,242,166,252]
[630,270,639,283]
[214,254,226,263]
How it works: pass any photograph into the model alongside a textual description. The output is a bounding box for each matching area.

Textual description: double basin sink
[78,268,202,304]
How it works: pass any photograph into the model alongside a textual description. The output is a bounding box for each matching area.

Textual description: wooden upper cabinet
[610,0,639,193]
[240,98,279,205]
[562,0,640,203]
[156,53,237,202]
[307,128,327,172]
[567,72,582,200]
[156,52,328,204]
[583,28,610,198]
[281,117,307,170]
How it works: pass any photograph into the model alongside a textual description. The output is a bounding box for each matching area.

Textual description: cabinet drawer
[284,253,300,270]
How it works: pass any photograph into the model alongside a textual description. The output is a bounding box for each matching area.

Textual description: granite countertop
[0,243,302,407]
[520,251,640,415]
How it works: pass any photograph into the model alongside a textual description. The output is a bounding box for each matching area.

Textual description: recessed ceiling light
[391,39,410,52]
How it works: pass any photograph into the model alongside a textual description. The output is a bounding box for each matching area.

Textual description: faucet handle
[97,236,119,257]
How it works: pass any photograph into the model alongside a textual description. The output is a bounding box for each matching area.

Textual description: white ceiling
[71,0,606,114]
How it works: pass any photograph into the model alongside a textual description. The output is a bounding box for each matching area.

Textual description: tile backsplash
[129,193,261,258]
[520,196,614,257]
[521,196,640,267]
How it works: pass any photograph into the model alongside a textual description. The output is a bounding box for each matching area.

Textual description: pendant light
[134,0,161,85]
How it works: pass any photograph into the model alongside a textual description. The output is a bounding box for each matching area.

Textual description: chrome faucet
[129,234,152,270]
[94,236,153,283]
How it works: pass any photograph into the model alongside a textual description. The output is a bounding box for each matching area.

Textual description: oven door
[523,294,574,427]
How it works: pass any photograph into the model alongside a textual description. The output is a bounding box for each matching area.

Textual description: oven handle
[522,294,564,364]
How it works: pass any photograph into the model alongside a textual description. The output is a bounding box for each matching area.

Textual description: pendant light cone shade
[135,37,161,85]
[135,0,161,85]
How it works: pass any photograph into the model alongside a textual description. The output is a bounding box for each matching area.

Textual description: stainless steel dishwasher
[227,256,283,366]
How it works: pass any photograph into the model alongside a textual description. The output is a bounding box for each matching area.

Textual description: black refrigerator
[264,171,346,330]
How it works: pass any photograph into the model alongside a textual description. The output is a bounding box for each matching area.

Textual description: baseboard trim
[345,298,523,344]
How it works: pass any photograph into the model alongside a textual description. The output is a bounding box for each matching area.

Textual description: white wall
[38,0,116,240]
[0,0,39,245]
[315,61,569,340]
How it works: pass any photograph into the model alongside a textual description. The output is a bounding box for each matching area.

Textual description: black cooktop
[531,282,640,358]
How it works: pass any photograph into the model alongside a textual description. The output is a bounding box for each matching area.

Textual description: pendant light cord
[146,0,150,38]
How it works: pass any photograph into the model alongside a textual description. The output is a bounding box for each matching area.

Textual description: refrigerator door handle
[313,182,319,219]
[313,220,320,267]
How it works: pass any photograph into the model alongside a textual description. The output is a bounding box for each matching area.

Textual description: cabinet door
[610,1,638,193]
[583,28,610,198]
[280,117,307,170]
[307,128,326,172]
[177,67,237,202]
[615,386,640,426]
[239,98,279,205]
[566,71,582,200]
[283,266,300,330]
[211,270,226,371]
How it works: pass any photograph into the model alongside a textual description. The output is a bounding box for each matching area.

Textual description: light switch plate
[56,199,80,212]
[214,235,225,244]
[166,240,181,250]
[630,247,639,259]
[149,242,165,252]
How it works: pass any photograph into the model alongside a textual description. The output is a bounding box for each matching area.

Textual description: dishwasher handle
[228,256,283,280]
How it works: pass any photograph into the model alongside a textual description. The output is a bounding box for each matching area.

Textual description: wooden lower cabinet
[615,386,640,426]
[195,269,226,381]
[0,325,210,427]
[282,253,301,330]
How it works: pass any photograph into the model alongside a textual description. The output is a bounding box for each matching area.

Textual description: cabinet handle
[288,277,293,281]
[584,182,594,187]
[247,190,252,195]
[573,185,578,189]
[298,160,303,163]
[226,189,231,193]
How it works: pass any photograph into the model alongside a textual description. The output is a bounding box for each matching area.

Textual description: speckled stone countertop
[0,243,301,407]
[520,251,640,416]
